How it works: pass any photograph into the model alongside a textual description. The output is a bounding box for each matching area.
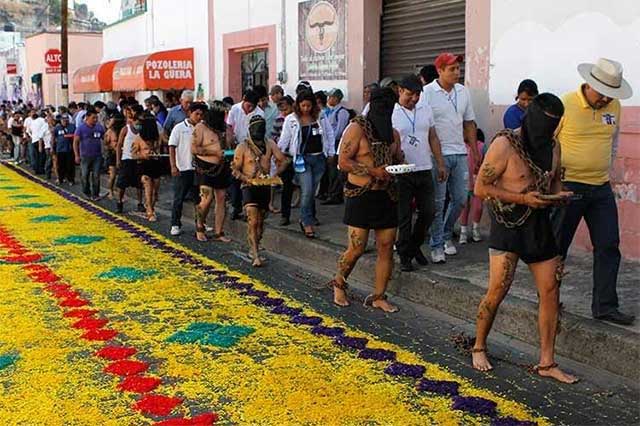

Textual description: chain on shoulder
[489,129,549,228]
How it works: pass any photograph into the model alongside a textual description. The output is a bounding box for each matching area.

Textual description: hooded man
[330,87,404,312]
[471,93,578,384]
[231,115,290,267]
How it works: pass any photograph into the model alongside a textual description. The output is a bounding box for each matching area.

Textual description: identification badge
[407,135,420,147]
[312,127,319,136]
[58,130,64,135]
[93,132,101,138]
[601,113,616,125]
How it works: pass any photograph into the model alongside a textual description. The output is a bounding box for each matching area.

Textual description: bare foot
[535,364,579,384]
[252,257,263,267]
[195,232,208,242]
[333,287,350,307]
[371,298,398,313]
[214,234,232,243]
[147,213,157,222]
[472,349,493,372]
[107,191,114,200]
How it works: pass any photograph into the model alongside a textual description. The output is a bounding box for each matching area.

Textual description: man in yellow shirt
[554,58,634,326]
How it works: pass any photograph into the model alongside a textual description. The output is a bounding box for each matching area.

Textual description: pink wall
[25,32,103,105]
[222,25,277,102]
[207,0,216,101]
[345,0,382,111]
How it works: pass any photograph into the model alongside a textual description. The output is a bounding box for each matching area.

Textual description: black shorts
[242,186,271,210]
[104,150,116,167]
[140,159,163,179]
[197,167,231,189]
[343,182,398,229]
[489,207,558,264]
[116,159,141,189]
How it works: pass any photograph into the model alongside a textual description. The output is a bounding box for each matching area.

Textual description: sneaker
[170,226,181,236]
[431,248,446,264]
[459,231,468,245]
[205,225,214,233]
[472,228,482,242]
[444,240,458,256]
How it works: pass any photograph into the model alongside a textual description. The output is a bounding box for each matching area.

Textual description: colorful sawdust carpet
[0,164,546,425]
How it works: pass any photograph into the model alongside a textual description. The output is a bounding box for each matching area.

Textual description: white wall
[489,0,640,106]
[212,0,350,100]
[102,0,211,100]
[213,0,283,98]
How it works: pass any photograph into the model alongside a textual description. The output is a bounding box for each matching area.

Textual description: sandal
[329,279,350,307]
[363,293,399,313]
[299,221,315,239]
[147,212,157,222]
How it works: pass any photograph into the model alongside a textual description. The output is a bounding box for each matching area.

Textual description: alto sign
[45,49,62,73]
[7,64,17,74]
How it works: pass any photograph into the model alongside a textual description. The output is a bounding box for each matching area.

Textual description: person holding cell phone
[471,93,578,384]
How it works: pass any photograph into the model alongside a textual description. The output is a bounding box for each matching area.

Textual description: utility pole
[61,0,69,105]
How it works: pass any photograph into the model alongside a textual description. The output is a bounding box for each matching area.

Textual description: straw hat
[577,58,632,99]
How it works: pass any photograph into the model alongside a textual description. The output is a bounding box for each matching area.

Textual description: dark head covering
[520,93,564,171]
[248,115,267,153]
[366,87,397,145]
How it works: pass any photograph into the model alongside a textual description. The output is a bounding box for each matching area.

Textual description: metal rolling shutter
[380,0,466,79]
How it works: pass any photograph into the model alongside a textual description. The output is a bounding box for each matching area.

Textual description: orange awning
[72,61,117,93]
[112,48,195,92]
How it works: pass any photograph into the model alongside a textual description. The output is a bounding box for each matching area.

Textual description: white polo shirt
[420,81,475,156]
[168,119,196,172]
[392,102,435,171]
[226,102,264,144]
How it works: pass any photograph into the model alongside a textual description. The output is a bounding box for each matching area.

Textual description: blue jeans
[430,154,468,249]
[171,171,198,227]
[80,156,102,197]
[297,153,326,226]
[551,182,621,317]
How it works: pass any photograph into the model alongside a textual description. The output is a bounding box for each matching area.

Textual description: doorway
[241,49,269,93]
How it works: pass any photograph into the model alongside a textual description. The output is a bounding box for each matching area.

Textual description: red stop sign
[45,49,62,67]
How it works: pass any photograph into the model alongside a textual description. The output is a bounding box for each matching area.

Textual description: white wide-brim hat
[578,58,633,100]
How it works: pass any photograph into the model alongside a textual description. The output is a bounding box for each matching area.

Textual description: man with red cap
[421,53,481,264]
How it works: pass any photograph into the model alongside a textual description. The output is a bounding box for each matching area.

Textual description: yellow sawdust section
[0,166,549,426]
[0,262,141,425]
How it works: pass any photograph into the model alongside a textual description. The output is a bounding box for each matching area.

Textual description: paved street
[1,163,637,425]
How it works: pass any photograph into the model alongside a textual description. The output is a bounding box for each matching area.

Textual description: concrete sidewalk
[78,171,640,379]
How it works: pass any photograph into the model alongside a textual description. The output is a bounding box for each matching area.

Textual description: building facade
[24,31,103,106]
[99,0,212,104]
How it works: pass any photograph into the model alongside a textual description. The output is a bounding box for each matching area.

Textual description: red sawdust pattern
[95,346,137,360]
[59,297,89,307]
[51,289,81,299]
[133,394,183,416]
[45,282,72,292]
[104,360,149,376]
[82,329,118,341]
[155,413,219,426]
[29,270,62,283]
[64,309,98,318]
[2,253,43,263]
[72,317,108,330]
[118,375,162,393]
